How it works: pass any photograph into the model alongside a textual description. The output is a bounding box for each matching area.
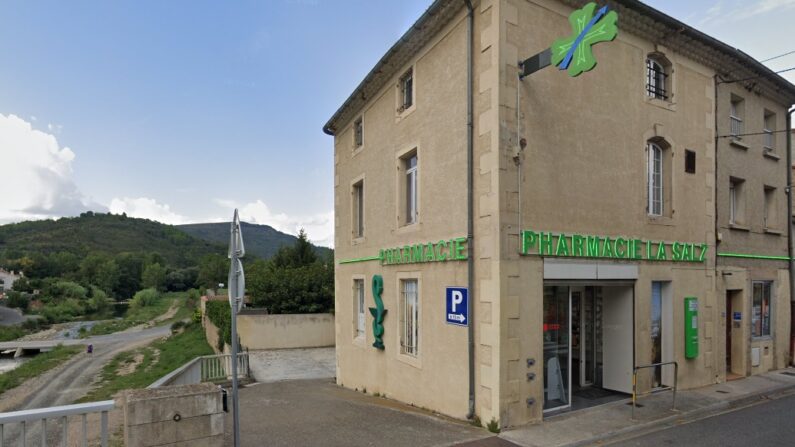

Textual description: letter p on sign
[446,287,468,326]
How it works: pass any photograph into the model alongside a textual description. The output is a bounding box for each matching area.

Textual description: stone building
[324,0,795,428]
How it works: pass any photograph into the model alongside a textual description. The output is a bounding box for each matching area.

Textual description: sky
[1,0,794,248]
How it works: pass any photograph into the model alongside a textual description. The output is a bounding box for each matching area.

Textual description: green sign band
[716,253,791,261]
[338,237,469,266]
[521,230,707,263]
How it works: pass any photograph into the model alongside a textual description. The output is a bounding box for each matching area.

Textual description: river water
[0,357,28,374]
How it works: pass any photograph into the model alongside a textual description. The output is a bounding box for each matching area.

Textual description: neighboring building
[0,269,22,292]
[324,0,795,428]
[716,71,794,379]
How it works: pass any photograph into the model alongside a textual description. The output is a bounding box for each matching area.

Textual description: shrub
[130,288,160,309]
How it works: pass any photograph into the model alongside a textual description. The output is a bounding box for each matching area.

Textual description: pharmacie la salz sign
[521,230,707,263]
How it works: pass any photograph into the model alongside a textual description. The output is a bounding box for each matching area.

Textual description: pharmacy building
[323,0,795,428]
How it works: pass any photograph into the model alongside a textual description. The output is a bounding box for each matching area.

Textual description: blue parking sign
[446,287,468,326]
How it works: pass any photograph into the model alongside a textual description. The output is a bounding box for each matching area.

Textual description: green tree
[141,263,167,291]
[197,254,227,289]
[113,253,144,300]
[271,228,317,269]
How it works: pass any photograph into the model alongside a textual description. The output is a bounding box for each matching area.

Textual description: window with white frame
[646,56,669,100]
[399,68,413,112]
[352,180,364,238]
[354,278,365,338]
[354,117,363,148]
[752,281,772,338]
[647,142,664,216]
[763,111,775,151]
[730,96,744,138]
[404,152,418,225]
[764,186,777,229]
[729,177,745,225]
[400,279,419,356]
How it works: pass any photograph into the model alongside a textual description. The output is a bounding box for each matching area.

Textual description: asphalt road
[1,324,171,445]
[610,392,795,447]
[0,304,24,326]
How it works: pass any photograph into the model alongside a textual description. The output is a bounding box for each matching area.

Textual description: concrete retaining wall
[121,383,224,447]
[237,313,335,350]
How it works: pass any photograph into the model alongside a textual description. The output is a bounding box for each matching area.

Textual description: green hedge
[204,300,231,350]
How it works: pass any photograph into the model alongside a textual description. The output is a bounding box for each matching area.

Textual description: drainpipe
[465,0,476,420]
[787,108,794,366]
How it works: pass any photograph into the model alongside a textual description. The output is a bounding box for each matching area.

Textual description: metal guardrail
[0,400,114,447]
[148,353,250,388]
[631,361,678,420]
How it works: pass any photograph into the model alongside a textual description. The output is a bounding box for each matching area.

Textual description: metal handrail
[631,361,678,420]
[0,400,114,447]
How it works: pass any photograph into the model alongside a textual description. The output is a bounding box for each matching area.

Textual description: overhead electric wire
[718,66,795,85]
[760,49,795,63]
[716,129,791,139]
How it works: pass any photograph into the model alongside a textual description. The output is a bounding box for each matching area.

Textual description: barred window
[400,279,419,356]
[646,57,668,100]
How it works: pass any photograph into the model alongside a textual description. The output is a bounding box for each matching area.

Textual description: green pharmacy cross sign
[520,2,618,78]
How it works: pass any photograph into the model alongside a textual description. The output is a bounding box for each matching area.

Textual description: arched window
[647,142,664,216]
[646,56,669,100]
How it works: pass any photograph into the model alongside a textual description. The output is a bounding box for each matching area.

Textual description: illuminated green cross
[550,2,618,77]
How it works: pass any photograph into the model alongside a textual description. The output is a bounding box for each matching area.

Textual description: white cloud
[109,197,189,225]
[0,113,104,223]
[215,199,334,247]
[697,0,795,25]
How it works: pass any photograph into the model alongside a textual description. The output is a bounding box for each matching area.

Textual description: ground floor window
[400,279,419,356]
[752,281,772,338]
[354,279,365,338]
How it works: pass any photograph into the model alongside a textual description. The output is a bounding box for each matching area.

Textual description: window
[352,180,364,238]
[730,96,744,138]
[729,177,745,225]
[353,117,363,148]
[403,152,418,225]
[646,56,669,99]
[400,279,419,356]
[647,142,664,216]
[752,281,772,338]
[684,149,696,174]
[354,279,365,338]
[763,111,775,151]
[764,186,777,229]
[399,68,413,112]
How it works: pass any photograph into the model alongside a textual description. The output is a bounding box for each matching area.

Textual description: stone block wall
[121,383,224,447]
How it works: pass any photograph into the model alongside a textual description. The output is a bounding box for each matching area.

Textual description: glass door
[581,287,595,387]
[543,286,571,412]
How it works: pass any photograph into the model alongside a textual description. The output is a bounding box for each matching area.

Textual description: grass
[0,325,27,342]
[81,292,187,338]
[78,322,213,402]
[0,345,82,395]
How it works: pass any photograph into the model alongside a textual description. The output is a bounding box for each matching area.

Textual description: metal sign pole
[228,209,245,447]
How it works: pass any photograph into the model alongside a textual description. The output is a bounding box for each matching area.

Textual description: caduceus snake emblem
[369,275,387,350]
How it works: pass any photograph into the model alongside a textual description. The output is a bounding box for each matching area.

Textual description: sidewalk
[500,367,795,447]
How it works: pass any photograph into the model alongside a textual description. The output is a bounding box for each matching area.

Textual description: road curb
[566,380,795,447]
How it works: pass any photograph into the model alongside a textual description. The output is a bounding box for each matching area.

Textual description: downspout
[465,0,476,420]
[787,108,794,366]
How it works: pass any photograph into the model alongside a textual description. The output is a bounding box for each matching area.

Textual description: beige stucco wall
[236,313,335,350]
[333,5,474,420]
[497,0,719,426]
[331,0,793,430]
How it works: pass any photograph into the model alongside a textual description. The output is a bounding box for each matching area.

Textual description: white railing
[730,115,743,138]
[0,400,114,447]
[148,353,249,388]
